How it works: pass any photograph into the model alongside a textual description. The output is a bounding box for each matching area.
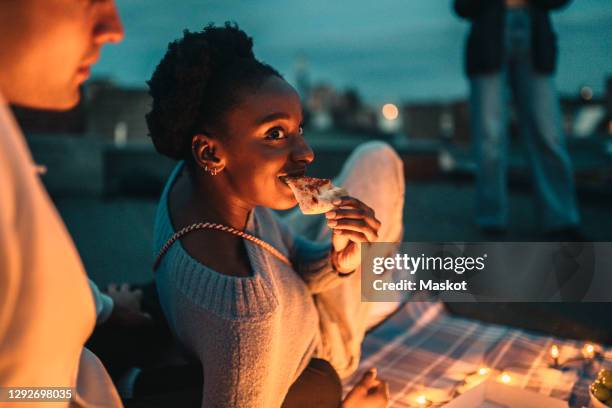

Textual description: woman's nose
[291,136,314,165]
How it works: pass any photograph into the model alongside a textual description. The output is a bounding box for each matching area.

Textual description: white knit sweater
[154,162,347,408]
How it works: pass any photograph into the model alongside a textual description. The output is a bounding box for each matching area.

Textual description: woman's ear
[191,134,226,175]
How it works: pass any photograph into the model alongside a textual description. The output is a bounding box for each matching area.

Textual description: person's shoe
[543,226,588,242]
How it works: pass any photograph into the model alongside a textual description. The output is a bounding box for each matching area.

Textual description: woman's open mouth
[278,169,306,186]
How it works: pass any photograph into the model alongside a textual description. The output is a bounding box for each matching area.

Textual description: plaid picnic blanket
[346,301,612,407]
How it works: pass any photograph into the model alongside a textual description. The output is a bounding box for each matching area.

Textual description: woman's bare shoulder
[181,231,254,278]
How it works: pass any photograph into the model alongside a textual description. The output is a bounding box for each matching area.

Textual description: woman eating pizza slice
[147,23,405,408]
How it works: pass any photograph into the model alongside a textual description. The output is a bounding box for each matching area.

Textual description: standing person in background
[0,1,124,406]
[454,0,582,239]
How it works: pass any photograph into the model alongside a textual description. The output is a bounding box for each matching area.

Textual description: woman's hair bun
[146,22,278,160]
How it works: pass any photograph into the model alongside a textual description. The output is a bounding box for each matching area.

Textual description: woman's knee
[351,141,401,165]
[349,141,404,192]
[343,140,404,188]
[282,358,342,408]
[308,358,342,393]
[351,141,405,209]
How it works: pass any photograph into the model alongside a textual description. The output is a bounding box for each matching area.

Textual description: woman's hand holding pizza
[326,196,381,273]
[283,176,380,272]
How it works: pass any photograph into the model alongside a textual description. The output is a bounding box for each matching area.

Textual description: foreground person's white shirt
[0,93,122,407]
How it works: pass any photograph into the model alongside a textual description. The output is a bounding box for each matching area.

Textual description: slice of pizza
[281,176,348,215]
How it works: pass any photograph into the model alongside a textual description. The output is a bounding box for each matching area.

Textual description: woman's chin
[267,195,298,211]
[265,181,298,210]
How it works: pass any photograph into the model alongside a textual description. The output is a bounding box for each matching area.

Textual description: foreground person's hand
[107,283,144,313]
[343,368,389,408]
[105,283,152,327]
[326,196,380,273]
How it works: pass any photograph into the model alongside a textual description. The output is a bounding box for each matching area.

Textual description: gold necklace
[153,222,291,271]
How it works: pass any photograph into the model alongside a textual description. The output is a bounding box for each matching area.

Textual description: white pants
[284,141,405,379]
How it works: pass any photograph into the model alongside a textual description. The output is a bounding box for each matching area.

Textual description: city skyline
[92,0,612,103]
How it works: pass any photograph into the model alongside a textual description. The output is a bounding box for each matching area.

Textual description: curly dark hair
[146,22,282,160]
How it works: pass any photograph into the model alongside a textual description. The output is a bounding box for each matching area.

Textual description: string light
[548,342,599,367]
[551,344,560,367]
[415,394,430,406]
[407,342,601,406]
[582,343,595,360]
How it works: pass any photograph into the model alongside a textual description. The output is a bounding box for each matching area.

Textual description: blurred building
[305,84,381,135]
[84,79,151,145]
[10,74,612,196]
[400,101,470,143]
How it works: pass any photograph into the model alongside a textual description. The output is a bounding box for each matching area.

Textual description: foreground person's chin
[10,88,79,111]
[41,89,80,111]
[63,86,81,109]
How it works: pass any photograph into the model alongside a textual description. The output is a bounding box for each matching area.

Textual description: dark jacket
[454,0,570,76]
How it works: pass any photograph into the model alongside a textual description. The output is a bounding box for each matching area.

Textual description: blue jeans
[469,8,580,230]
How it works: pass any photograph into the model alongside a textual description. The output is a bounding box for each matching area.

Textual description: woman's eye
[265,128,287,140]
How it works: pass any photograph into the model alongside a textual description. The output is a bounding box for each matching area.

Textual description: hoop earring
[204,165,220,176]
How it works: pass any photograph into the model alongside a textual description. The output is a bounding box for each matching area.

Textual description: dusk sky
[92,0,612,103]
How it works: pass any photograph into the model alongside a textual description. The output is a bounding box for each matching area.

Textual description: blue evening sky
[92,0,612,103]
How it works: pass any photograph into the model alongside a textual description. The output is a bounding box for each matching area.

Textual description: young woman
[147,23,404,407]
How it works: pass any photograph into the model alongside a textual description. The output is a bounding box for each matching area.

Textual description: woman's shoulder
[152,165,279,320]
[157,245,279,321]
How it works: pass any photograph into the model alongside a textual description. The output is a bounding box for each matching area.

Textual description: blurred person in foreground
[454,0,582,239]
[0,0,125,406]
